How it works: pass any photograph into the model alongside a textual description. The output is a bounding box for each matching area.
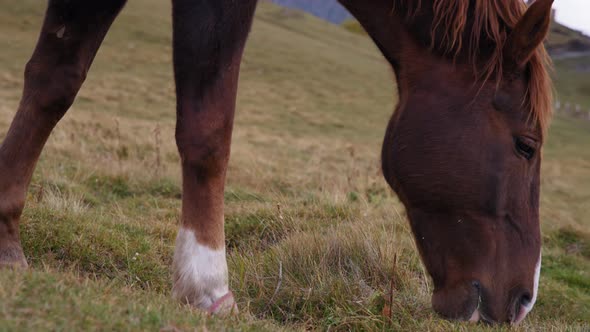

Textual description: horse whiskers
[475,296,496,324]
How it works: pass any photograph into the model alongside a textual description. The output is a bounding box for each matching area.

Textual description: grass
[553,55,590,109]
[0,0,589,330]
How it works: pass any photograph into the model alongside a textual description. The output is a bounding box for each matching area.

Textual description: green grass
[1,0,589,331]
[553,55,590,109]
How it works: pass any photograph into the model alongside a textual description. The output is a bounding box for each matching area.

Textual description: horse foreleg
[170,0,258,314]
[0,0,126,268]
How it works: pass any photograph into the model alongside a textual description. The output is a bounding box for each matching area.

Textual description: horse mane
[398,0,553,133]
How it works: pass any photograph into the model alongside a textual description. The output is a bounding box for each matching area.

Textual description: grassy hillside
[553,55,590,110]
[271,0,351,24]
[547,21,590,54]
[0,1,589,331]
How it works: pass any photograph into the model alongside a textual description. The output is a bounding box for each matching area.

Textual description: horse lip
[476,305,496,325]
[472,289,531,324]
[508,289,529,324]
[468,286,495,324]
[467,280,481,322]
[468,282,493,324]
[468,308,480,322]
[470,308,495,324]
[512,303,529,325]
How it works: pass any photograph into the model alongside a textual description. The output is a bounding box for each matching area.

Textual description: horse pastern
[172,227,230,312]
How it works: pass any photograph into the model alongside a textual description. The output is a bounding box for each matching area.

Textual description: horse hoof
[0,260,28,269]
[207,291,238,317]
[0,246,28,269]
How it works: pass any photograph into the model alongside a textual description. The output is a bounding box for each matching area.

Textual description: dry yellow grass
[0,0,588,331]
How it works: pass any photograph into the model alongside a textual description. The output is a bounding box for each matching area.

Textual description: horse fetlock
[0,243,28,269]
[172,227,235,314]
[0,184,26,264]
[0,217,26,269]
[0,184,26,224]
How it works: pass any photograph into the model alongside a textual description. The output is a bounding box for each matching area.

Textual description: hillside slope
[547,21,590,56]
[0,1,588,331]
[271,0,351,23]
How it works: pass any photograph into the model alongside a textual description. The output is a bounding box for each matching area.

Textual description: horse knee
[23,60,86,117]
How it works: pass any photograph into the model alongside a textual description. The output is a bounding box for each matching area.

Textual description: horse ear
[504,0,554,70]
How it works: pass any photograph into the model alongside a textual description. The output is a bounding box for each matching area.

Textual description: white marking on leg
[172,227,229,309]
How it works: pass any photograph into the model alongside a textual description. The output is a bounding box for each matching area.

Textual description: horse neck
[339,0,485,100]
[336,1,437,98]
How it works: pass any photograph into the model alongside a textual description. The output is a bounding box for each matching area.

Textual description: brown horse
[0,0,553,325]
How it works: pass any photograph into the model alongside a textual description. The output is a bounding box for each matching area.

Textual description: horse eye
[514,137,535,160]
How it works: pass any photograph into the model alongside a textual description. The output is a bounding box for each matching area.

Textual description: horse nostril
[510,291,532,324]
[520,292,532,307]
[471,281,481,291]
